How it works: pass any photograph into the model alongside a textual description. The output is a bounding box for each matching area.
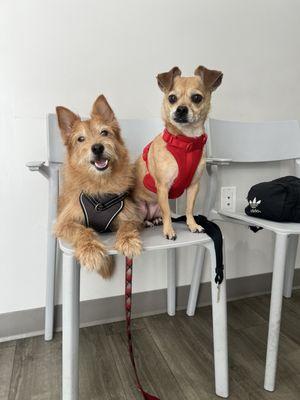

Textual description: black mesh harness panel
[79,191,128,233]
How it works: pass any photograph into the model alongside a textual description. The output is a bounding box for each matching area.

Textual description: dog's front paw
[187,221,204,233]
[115,234,142,258]
[163,224,177,240]
[75,240,113,278]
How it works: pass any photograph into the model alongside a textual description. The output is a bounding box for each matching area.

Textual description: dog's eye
[168,94,177,104]
[191,94,203,104]
[100,130,109,136]
[77,136,85,142]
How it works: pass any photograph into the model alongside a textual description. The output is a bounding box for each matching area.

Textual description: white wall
[1,0,300,314]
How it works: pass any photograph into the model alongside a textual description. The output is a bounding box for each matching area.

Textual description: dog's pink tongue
[95,159,108,169]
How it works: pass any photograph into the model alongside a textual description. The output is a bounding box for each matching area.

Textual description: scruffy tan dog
[55,95,142,278]
[134,66,223,240]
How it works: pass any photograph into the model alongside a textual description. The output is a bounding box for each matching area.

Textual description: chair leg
[167,248,176,316]
[283,234,298,298]
[45,168,59,341]
[186,246,206,316]
[264,233,288,392]
[45,234,57,341]
[207,242,229,398]
[62,252,80,400]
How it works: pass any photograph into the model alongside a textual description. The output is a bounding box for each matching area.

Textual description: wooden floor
[1,290,300,400]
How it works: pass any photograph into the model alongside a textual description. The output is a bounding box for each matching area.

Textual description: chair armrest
[26,161,45,171]
[206,157,232,166]
[26,161,49,178]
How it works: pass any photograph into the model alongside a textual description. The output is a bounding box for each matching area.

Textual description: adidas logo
[249,197,261,213]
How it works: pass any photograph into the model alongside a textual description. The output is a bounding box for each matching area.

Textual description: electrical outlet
[221,186,236,212]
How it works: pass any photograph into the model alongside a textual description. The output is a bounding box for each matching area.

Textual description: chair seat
[218,209,300,234]
[59,222,212,256]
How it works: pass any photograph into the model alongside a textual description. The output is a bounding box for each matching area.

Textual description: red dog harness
[143,128,207,199]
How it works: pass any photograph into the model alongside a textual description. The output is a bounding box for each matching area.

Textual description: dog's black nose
[175,106,188,117]
[91,143,104,155]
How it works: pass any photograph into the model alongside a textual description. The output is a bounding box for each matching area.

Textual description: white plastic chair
[187,118,300,393]
[27,114,229,400]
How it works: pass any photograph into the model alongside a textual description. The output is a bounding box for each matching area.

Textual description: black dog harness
[79,191,128,233]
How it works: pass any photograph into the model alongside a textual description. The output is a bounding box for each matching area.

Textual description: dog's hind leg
[138,200,162,228]
[144,220,154,228]
[146,202,162,227]
[153,217,163,226]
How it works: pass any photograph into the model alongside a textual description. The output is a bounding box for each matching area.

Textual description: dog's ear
[92,95,115,123]
[157,66,181,92]
[194,66,223,91]
[56,106,80,142]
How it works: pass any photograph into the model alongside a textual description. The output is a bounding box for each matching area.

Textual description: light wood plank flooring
[1,290,300,399]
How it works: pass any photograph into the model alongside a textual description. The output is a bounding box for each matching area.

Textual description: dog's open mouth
[91,158,110,171]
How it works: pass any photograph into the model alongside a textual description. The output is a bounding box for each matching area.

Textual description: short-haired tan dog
[134,66,223,240]
[55,95,142,278]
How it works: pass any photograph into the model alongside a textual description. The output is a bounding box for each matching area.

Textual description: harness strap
[125,257,160,400]
[163,129,207,152]
[84,192,128,211]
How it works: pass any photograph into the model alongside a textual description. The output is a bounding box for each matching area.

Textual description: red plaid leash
[125,257,159,400]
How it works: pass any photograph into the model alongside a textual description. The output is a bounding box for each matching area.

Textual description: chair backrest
[208,119,300,162]
[47,114,163,163]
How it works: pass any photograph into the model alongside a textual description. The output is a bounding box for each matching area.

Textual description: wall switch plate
[221,186,236,212]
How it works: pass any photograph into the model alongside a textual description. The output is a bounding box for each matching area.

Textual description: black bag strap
[171,215,224,285]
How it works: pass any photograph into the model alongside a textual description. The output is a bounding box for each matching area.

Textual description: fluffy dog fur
[134,66,223,240]
[55,95,142,278]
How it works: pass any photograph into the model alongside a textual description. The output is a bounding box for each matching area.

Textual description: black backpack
[245,176,300,222]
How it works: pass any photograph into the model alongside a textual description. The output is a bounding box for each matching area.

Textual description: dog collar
[162,128,207,152]
[79,191,128,233]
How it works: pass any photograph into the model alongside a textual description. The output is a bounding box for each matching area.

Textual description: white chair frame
[187,118,300,393]
[27,114,229,399]
[26,160,60,341]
